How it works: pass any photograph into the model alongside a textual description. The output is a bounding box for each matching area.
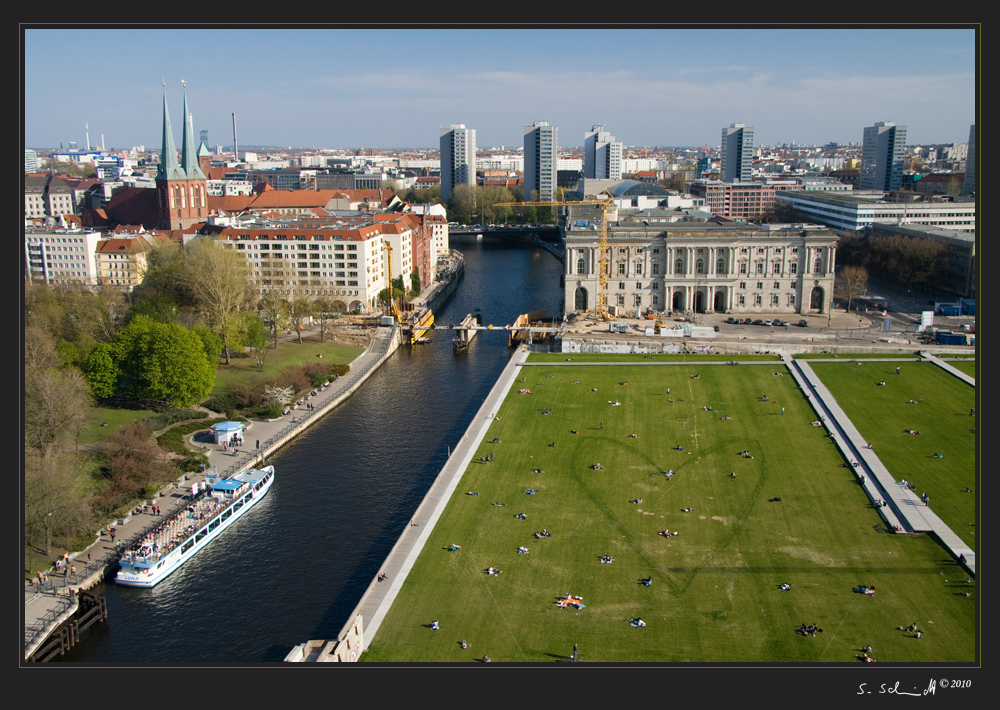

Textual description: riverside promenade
[24,326,399,662]
[287,346,531,661]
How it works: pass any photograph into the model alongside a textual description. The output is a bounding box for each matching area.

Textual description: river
[61,235,564,663]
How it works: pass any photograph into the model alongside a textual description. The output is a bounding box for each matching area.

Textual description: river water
[62,236,564,663]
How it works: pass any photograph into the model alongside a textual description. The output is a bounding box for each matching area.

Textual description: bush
[330,363,350,378]
[275,367,310,394]
[204,393,237,414]
[257,403,284,419]
[142,408,207,430]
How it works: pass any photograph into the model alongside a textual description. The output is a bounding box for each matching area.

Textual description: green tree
[113,315,216,407]
[185,237,257,364]
[257,290,289,350]
[83,342,119,399]
[410,270,422,298]
[245,317,271,370]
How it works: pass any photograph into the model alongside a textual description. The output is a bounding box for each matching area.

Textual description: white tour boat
[115,466,275,588]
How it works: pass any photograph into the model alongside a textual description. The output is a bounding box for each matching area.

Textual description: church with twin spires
[156,84,209,230]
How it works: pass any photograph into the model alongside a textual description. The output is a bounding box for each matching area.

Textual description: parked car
[726,317,736,324]
[764,320,773,326]
[798,320,808,327]
[753,319,764,326]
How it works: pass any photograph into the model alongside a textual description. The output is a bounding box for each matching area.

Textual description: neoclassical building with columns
[563,218,838,317]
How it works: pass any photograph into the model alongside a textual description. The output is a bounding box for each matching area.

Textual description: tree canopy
[109,315,216,407]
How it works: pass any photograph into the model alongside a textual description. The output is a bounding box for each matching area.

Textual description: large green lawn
[362,357,975,663]
[210,338,363,397]
[808,360,976,549]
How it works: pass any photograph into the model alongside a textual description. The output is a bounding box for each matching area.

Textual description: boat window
[221,509,232,521]
[234,500,244,511]
[209,519,221,530]
[181,540,194,554]
[195,530,207,542]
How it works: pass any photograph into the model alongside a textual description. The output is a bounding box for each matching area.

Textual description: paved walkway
[784,352,974,576]
[24,326,399,661]
[312,347,532,657]
[921,352,976,386]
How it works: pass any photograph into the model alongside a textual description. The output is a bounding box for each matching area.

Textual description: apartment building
[524,121,558,202]
[24,228,101,285]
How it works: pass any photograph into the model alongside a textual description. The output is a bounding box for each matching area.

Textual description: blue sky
[23,27,977,151]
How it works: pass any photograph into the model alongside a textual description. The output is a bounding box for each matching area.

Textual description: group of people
[599,554,614,564]
[658,529,679,537]
[798,623,823,637]
[555,593,585,610]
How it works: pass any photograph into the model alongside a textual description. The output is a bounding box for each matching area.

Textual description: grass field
[808,360,976,549]
[210,338,363,397]
[362,355,976,663]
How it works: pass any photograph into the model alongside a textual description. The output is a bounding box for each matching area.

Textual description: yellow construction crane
[382,240,404,323]
[497,195,616,319]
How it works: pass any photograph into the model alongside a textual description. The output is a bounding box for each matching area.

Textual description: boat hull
[115,466,275,588]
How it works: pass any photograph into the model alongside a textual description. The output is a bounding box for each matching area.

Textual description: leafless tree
[835,265,869,313]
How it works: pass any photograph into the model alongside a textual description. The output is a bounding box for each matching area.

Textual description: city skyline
[23,27,976,151]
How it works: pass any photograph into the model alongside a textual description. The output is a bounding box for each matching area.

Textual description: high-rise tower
[439,124,476,204]
[524,121,558,201]
[156,84,208,230]
[860,121,906,192]
[584,124,623,180]
[721,123,753,183]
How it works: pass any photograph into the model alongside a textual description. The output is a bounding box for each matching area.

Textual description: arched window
[717,258,725,273]
[696,259,705,274]
[814,258,823,273]
[675,258,684,274]
[577,258,586,275]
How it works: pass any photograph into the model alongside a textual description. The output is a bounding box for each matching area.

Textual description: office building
[860,121,906,191]
[439,124,476,204]
[584,125,623,180]
[775,191,975,233]
[524,121,558,201]
[721,123,753,183]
